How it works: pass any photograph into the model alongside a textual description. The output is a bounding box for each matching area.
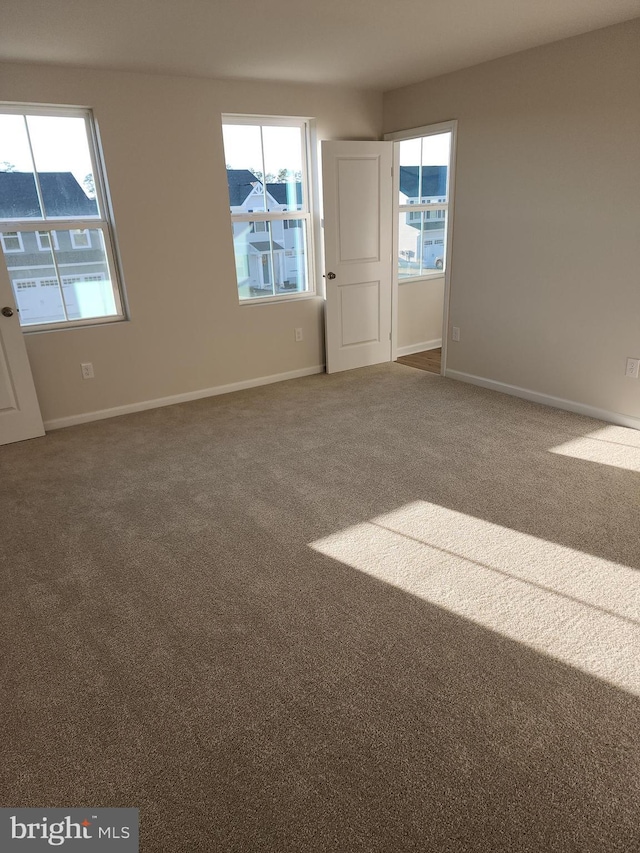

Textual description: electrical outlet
[452,326,460,342]
[81,362,94,380]
[625,357,640,379]
[294,328,303,342]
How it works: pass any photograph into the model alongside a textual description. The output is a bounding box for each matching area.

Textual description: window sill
[398,272,445,285]
[22,315,128,334]
[239,291,319,306]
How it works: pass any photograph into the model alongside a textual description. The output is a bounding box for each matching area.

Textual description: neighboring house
[227,169,305,296]
[398,165,447,272]
[0,171,114,325]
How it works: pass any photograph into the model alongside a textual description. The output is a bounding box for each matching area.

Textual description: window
[222,115,314,302]
[0,105,125,330]
[36,230,59,251]
[70,228,92,249]
[391,128,453,280]
[0,231,23,252]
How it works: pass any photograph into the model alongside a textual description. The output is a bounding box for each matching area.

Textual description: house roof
[399,166,447,200]
[226,170,303,209]
[0,171,98,219]
[250,241,284,252]
[227,169,260,206]
[265,182,302,207]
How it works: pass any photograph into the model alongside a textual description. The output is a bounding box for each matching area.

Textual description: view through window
[0,106,125,329]
[222,117,313,302]
[397,131,451,280]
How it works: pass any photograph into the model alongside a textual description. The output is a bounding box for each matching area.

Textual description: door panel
[340,281,380,346]
[0,263,45,445]
[322,141,392,373]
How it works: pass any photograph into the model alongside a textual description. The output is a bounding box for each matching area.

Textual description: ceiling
[1,0,639,91]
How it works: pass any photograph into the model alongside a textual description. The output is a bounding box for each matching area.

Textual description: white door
[322,141,393,373]
[0,263,45,445]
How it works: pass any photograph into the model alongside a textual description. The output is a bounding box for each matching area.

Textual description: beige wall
[0,62,382,422]
[385,19,640,419]
[397,279,444,350]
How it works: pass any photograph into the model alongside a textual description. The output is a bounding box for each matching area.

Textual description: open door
[322,141,392,374]
[0,262,45,445]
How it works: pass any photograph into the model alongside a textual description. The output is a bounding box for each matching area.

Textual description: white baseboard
[44,365,325,431]
[445,369,640,431]
[396,339,442,358]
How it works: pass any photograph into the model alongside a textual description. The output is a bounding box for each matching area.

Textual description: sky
[1,114,450,190]
[398,132,451,167]
[222,124,451,182]
[222,123,304,176]
[0,114,94,186]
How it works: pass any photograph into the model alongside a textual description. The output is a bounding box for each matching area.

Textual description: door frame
[384,120,458,376]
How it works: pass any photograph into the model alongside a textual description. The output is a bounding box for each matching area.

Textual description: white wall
[384,19,640,421]
[397,279,444,351]
[0,62,382,423]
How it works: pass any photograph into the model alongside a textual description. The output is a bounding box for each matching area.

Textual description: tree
[241,167,301,184]
[83,173,96,199]
[0,161,16,172]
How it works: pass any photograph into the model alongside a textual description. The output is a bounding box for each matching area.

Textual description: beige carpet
[1,363,638,851]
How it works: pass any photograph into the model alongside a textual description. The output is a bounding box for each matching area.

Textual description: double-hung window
[222,115,314,302]
[0,105,125,330]
[388,126,454,279]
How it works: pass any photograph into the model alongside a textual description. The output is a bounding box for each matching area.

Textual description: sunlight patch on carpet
[549,425,640,472]
[310,501,640,695]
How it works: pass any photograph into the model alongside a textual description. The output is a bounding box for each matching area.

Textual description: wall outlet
[81,362,94,379]
[294,328,303,342]
[452,326,460,342]
[625,357,640,379]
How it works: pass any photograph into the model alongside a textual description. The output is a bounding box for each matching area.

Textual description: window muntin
[0,105,125,330]
[396,131,451,281]
[231,218,308,300]
[397,210,449,278]
[4,228,118,325]
[222,116,313,302]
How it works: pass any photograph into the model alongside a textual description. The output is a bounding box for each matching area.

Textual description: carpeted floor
[1,364,639,851]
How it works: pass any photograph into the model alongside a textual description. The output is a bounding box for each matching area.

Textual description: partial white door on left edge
[0,262,45,446]
[322,141,393,374]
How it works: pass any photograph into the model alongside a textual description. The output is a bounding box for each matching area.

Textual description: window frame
[387,122,456,285]
[0,102,127,332]
[222,114,317,305]
[0,231,24,253]
[385,119,458,373]
[70,228,92,249]
[36,230,59,251]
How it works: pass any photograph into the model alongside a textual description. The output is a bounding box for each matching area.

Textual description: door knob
[326,272,336,280]
[1,306,14,318]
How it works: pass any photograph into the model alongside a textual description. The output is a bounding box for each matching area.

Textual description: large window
[392,129,453,280]
[222,116,314,302]
[0,105,125,330]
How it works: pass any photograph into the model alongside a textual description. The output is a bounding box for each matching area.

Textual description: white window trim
[222,114,317,305]
[70,228,92,249]
[36,230,59,251]
[0,103,127,332]
[0,231,24,253]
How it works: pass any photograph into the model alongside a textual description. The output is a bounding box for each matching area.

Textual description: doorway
[386,121,457,377]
